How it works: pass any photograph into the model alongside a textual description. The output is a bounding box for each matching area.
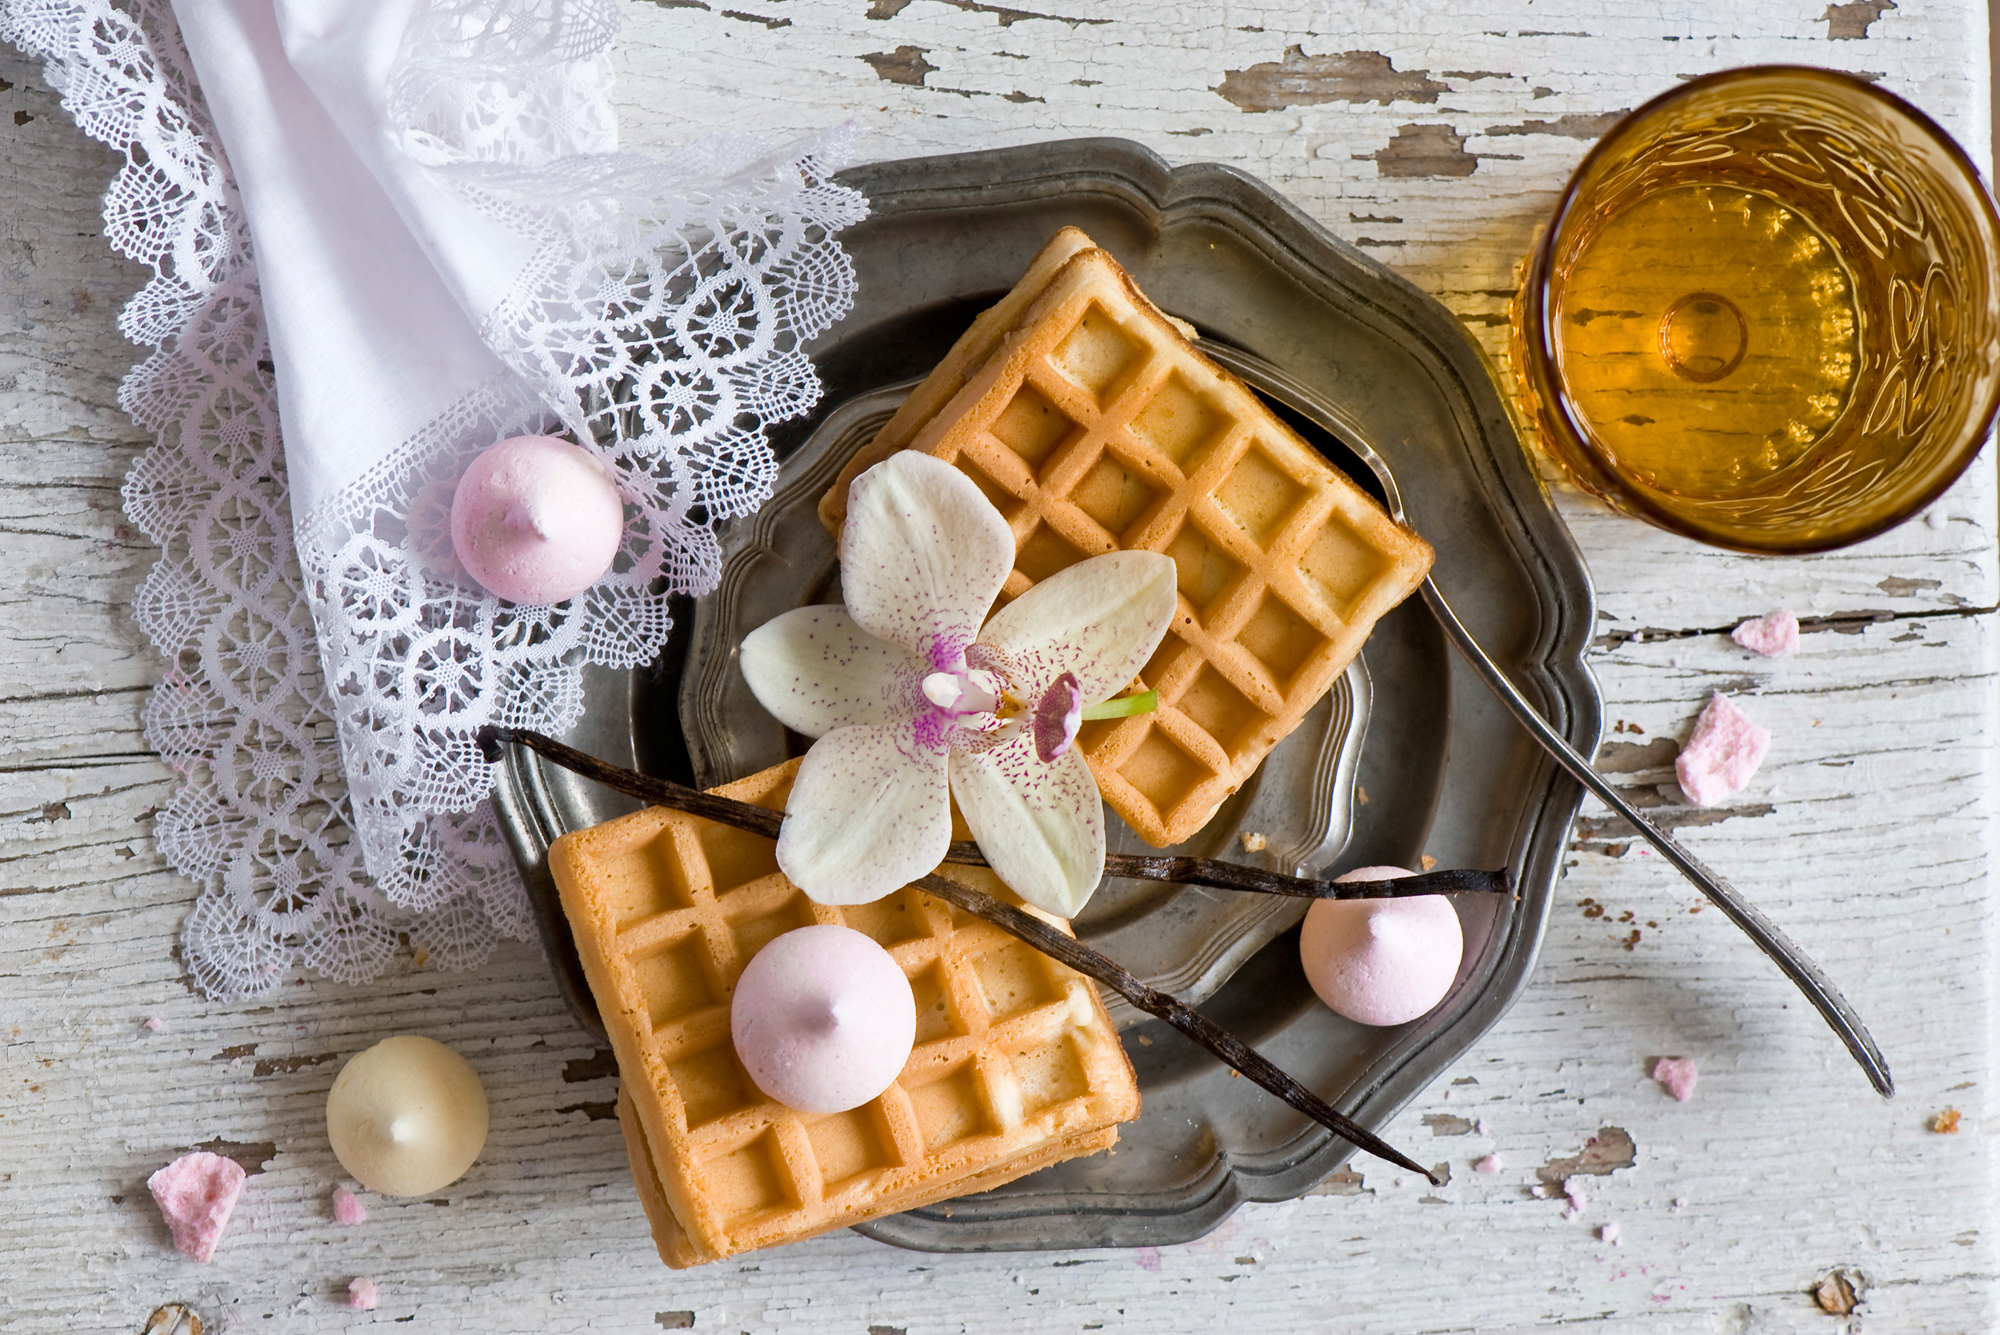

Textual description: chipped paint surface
[4,1,1998,1331]
[1537,1126,1640,1186]
[1824,0,1898,40]
[1484,110,1631,139]
[863,45,937,86]
[1366,123,1478,177]
[1214,48,1449,111]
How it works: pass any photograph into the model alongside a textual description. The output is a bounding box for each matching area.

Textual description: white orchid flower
[739,451,1177,917]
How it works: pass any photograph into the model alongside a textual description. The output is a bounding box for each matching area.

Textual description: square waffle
[822,235,1433,846]
[549,760,1140,1268]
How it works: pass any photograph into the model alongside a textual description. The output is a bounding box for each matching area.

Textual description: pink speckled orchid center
[739,452,1177,918]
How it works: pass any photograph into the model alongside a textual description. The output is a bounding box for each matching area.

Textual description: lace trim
[4,0,865,997]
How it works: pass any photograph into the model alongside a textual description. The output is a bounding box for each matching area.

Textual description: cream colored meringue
[325,1035,488,1197]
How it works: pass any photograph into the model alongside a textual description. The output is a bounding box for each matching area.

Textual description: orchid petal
[740,605,921,738]
[978,550,1177,704]
[777,723,952,905]
[950,736,1106,918]
[840,453,1015,669]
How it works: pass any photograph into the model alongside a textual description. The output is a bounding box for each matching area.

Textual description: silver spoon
[1205,342,1894,1099]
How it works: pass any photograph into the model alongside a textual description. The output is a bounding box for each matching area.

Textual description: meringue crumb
[1563,1179,1588,1219]
[1932,1107,1962,1134]
[332,1186,367,1225]
[1651,1056,1699,1102]
[147,1151,246,1263]
[1239,831,1267,853]
[1598,1222,1621,1245]
[141,1017,165,1032]
[1730,609,1799,657]
[1472,1154,1504,1174]
[348,1277,378,1311]
[1675,694,1769,807]
[1814,1270,1862,1316]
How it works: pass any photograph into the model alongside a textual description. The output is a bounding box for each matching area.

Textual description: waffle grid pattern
[905,248,1433,845]
[550,761,1139,1267]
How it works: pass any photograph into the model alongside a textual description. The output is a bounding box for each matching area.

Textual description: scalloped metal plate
[489,138,1600,1255]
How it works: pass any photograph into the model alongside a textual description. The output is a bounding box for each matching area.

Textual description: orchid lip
[922,668,1001,717]
[921,672,962,709]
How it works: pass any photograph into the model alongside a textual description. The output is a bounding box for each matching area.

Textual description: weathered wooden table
[4,2,1995,1330]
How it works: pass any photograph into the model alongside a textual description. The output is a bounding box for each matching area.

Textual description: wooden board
[1,1,1993,1329]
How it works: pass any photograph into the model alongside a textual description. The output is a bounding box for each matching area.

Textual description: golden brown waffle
[551,760,1140,1268]
[821,228,1201,533]
[822,238,1434,846]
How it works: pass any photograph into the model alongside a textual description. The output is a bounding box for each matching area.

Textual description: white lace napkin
[1,0,863,997]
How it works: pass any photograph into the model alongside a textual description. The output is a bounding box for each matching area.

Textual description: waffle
[822,237,1434,846]
[550,760,1140,1268]
[820,228,1200,533]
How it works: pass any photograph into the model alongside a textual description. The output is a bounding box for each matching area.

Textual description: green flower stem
[1079,689,1159,721]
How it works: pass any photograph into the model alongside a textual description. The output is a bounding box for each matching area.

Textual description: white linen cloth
[0,0,864,996]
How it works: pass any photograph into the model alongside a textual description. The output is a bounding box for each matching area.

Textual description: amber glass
[1513,67,2000,553]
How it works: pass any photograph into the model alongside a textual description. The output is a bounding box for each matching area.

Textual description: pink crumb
[1674,693,1770,807]
[331,1187,367,1226]
[1599,1222,1622,1245]
[1731,610,1799,658]
[1473,1154,1505,1174]
[141,1017,165,1032]
[1563,1180,1588,1219]
[1652,1056,1699,1102]
[146,1151,247,1263]
[348,1277,378,1311]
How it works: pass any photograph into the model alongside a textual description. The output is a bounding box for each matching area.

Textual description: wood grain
[2,2,1995,1330]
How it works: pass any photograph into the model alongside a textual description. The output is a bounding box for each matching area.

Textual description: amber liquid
[1552,182,1862,499]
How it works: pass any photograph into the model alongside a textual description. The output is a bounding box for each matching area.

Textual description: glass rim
[1519,64,2000,554]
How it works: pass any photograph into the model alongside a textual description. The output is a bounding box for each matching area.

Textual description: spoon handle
[1421,581,1894,1098]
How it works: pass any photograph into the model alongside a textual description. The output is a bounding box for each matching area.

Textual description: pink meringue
[331,1186,367,1225]
[731,925,916,1114]
[1299,866,1464,1026]
[1651,1055,1699,1102]
[449,435,623,605]
[147,1150,246,1263]
[1731,609,1799,657]
[1674,693,1769,807]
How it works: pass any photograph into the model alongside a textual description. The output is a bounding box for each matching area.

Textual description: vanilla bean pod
[908,870,1439,1183]
[1091,851,1508,900]
[478,725,1511,903]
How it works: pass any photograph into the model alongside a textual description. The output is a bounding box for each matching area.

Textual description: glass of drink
[1512,66,2000,553]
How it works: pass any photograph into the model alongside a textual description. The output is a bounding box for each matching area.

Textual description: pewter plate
[490,138,1600,1254]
